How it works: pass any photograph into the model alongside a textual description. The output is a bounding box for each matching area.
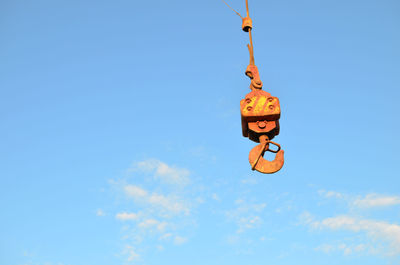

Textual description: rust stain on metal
[249,135,284,174]
[225,0,285,174]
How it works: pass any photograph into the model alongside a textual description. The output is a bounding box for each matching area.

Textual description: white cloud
[147,193,190,215]
[156,245,164,251]
[317,190,400,209]
[159,233,173,241]
[137,219,167,232]
[315,243,335,254]
[116,212,140,221]
[306,215,400,256]
[124,185,148,198]
[318,190,344,199]
[134,159,190,186]
[237,216,262,233]
[315,243,367,255]
[96,209,106,216]
[211,193,220,202]
[353,194,400,208]
[173,236,187,245]
[107,159,197,264]
[304,190,400,258]
[122,245,140,263]
[156,221,168,232]
[138,219,159,228]
[319,216,357,230]
[299,211,315,226]
[124,185,190,216]
[241,176,258,185]
[226,199,266,233]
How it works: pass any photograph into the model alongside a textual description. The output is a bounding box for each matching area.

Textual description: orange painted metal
[249,135,285,174]
[242,17,253,32]
[235,0,285,174]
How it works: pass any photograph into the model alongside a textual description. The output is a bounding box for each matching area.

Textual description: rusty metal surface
[240,90,281,122]
[249,135,284,174]
[242,17,253,32]
[223,0,285,174]
[245,65,263,90]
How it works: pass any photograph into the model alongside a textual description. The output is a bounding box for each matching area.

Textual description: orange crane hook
[249,135,284,174]
[224,0,285,174]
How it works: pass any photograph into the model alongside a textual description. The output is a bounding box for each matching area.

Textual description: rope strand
[221,0,243,18]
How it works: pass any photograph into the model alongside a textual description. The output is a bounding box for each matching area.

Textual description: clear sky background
[1,0,400,264]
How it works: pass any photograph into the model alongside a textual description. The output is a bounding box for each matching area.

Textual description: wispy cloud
[315,243,367,255]
[211,193,221,202]
[301,190,400,258]
[96,209,106,216]
[318,190,344,199]
[137,218,168,233]
[241,176,258,185]
[124,185,148,198]
[133,159,190,186]
[226,199,266,233]
[173,236,188,245]
[318,215,400,255]
[353,194,400,208]
[109,159,194,263]
[116,212,140,221]
[124,185,190,216]
[302,213,400,256]
[318,190,400,209]
[122,245,140,263]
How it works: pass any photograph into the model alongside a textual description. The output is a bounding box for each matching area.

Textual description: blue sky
[1,0,400,264]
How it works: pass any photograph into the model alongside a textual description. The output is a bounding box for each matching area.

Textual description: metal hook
[249,135,284,174]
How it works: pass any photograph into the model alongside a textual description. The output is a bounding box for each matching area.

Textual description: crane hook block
[222,0,284,173]
[241,89,284,173]
[240,89,281,142]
